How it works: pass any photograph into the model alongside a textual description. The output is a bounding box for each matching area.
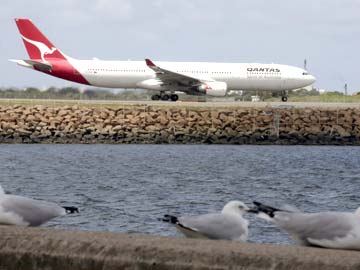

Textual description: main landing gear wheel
[152,93,178,102]
[170,94,179,102]
[281,96,288,102]
[151,94,161,101]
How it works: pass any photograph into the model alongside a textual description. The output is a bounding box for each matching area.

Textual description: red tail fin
[15,18,65,62]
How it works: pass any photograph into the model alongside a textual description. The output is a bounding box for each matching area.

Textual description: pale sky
[1,0,360,93]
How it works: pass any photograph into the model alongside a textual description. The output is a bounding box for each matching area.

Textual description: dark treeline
[0,86,322,101]
[0,87,153,100]
[1,87,352,101]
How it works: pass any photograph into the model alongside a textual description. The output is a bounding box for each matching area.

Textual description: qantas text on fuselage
[247,68,281,73]
[11,18,316,102]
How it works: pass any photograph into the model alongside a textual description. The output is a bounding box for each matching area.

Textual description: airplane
[11,18,316,102]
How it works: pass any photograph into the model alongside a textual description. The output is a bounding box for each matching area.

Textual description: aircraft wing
[145,58,212,86]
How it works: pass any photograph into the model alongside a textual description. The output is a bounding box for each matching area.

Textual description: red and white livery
[11,18,316,102]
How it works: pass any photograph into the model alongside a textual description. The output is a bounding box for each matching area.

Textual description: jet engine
[197,82,227,97]
[136,79,163,91]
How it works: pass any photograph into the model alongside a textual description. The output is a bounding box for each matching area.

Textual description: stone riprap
[0,105,359,144]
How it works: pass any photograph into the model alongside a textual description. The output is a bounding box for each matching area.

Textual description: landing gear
[151,93,179,102]
[151,94,161,101]
[281,90,288,102]
[170,94,179,102]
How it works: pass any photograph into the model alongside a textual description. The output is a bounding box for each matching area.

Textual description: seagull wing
[179,213,248,241]
[0,195,65,226]
[275,212,356,246]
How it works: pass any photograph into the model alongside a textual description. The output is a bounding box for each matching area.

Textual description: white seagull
[252,201,360,250]
[162,201,250,241]
[0,185,78,226]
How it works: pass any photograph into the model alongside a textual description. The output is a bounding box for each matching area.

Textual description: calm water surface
[0,144,359,245]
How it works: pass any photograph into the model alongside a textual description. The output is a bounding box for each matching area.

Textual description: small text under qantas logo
[247,68,281,72]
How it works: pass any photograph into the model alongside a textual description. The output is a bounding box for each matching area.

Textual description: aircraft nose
[308,74,316,84]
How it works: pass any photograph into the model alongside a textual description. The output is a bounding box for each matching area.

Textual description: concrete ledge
[0,227,359,270]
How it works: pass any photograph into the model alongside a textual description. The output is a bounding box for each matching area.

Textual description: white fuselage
[70,59,316,92]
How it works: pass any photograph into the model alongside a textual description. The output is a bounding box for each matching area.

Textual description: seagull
[161,201,250,241]
[251,201,360,250]
[0,185,79,226]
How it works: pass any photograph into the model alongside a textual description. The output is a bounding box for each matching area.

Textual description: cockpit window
[302,72,309,75]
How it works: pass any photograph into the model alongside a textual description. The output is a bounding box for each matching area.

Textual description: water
[0,144,359,245]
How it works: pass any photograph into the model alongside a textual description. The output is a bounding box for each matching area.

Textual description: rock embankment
[0,105,359,144]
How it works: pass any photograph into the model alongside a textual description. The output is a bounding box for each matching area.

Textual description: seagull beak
[247,207,259,214]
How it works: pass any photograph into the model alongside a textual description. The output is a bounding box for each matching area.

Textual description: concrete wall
[0,105,360,144]
[0,226,359,270]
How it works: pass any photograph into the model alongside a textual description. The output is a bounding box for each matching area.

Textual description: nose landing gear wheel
[170,94,179,102]
[281,96,288,102]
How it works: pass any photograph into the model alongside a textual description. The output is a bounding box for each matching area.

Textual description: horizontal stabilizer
[9,59,52,72]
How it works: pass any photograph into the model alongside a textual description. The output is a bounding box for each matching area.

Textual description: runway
[0,98,359,109]
[118,101,360,109]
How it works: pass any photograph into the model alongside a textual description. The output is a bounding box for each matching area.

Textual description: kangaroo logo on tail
[20,34,57,62]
